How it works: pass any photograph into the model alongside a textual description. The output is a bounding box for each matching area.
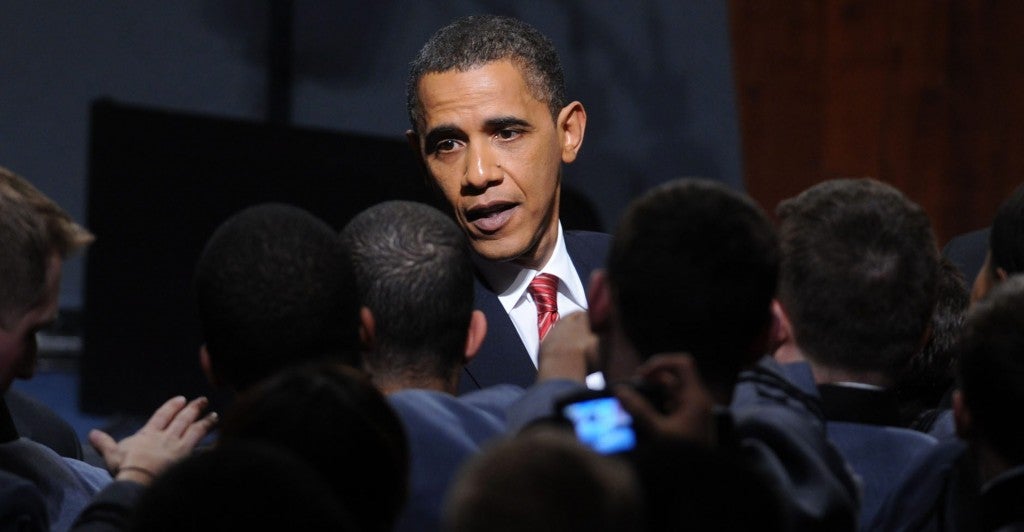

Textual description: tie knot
[528,273,559,313]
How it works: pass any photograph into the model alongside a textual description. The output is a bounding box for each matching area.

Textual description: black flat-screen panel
[81,100,433,415]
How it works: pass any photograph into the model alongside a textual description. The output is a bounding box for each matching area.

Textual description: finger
[166,396,209,437]
[614,385,662,434]
[636,352,695,377]
[637,354,698,391]
[88,429,120,468]
[180,411,219,449]
[143,396,188,431]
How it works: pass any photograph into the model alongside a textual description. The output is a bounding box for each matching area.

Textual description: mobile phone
[556,390,637,454]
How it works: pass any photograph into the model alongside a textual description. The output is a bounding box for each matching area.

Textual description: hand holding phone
[614,354,717,446]
[558,391,637,454]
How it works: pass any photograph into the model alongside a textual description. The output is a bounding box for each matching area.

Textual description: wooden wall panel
[731,0,1024,244]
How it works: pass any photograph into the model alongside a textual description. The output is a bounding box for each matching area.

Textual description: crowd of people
[1,13,1022,532]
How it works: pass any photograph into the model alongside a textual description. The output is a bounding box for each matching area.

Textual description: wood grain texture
[731,0,1024,244]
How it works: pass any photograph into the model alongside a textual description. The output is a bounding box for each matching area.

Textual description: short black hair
[777,179,939,376]
[989,183,1024,275]
[219,362,409,532]
[131,441,358,531]
[895,257,968,420]
[445,428,642,532]
[340,201,473,383]
[958,274,1024,466]
[194,203,360,391]
[406,14,566,131]
[608,178,779,389]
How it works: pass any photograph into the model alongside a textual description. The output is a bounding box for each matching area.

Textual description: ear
[405,129,421,153]
[406,129,430,176]
[971,251,995,303]
[199,345,221,387]
[587,269,612,333]
[557,101,587,164]
[463,310,487,365]
[996,266,1009,282]
[952,389,973,440]
[359,306,376,351]
[771,300,807,364]
[771,300,792,346]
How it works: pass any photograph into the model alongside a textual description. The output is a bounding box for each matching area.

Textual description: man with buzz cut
[341,200,525,532]
[406,15,610,392]
[507,178,859,530]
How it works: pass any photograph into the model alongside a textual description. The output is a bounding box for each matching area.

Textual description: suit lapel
[459,231,611,394]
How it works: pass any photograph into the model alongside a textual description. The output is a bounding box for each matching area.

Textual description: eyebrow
[422,116,534,154]
[485,116,532,131]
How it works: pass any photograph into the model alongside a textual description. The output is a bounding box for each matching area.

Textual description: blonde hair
[0,166,93,326]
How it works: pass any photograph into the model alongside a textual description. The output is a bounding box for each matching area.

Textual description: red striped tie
[528,273,560,341]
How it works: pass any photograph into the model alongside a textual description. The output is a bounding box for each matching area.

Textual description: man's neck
[810,363,892,388]
[374,372,458,396]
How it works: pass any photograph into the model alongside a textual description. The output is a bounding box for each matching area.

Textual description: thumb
[88,429,118,459]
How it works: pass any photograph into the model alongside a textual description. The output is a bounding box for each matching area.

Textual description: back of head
[0,166,93,328]
[406,14,565,130]
[958,274,1024,466]
[777,178,939,377]
[445,428,642,532]
[194,203,360,391]
[131,441,357,532]
[217,362,409,532]
[896,257,969,417]
[989,183,1024,275]
[340,200,473,385]
[608,178,779,390]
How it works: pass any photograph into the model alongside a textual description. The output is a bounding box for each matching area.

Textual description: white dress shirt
[474,224,606,389]
[475,223,587,366]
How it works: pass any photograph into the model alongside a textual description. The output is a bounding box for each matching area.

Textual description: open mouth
[466,202,517,233]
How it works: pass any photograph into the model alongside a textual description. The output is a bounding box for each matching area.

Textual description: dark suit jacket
[818,385,939,530]
[458,230,611,393]
[942,227,990,282]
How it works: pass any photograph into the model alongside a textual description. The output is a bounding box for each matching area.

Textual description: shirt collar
[474,223,588,313]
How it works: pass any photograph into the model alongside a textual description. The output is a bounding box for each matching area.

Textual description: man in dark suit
[405,15,610,392]
[342,200,525,532]
[771,179,941,528]
[507,178,859,530]
[872,275,1024,531]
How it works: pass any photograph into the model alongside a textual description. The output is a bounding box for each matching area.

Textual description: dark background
[3,1,1023,414]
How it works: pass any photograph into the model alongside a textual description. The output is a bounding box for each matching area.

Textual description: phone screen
[561,396,637,454]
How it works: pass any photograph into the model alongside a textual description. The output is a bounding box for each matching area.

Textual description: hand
[537,311,598,383]
[614,353,716,446]
[89,395,218,485]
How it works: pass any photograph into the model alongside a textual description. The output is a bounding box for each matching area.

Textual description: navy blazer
[458,230,611,393]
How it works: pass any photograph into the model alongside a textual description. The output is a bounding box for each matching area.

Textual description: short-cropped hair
[131,441,358,531]
[406,14,566,131]
[777,179,938,375]
[194,203,360,390]
[958,274,1024,465]
[341,201,473,382]
[219,362,409,532]
[608,178,779,389]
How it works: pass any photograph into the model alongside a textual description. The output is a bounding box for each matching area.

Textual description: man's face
[0,254,61,391]
[411,60,585,269]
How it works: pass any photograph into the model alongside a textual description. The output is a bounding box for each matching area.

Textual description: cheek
[426,163,463,196]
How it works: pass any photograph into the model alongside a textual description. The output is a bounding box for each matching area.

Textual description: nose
[464,142,503,191]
